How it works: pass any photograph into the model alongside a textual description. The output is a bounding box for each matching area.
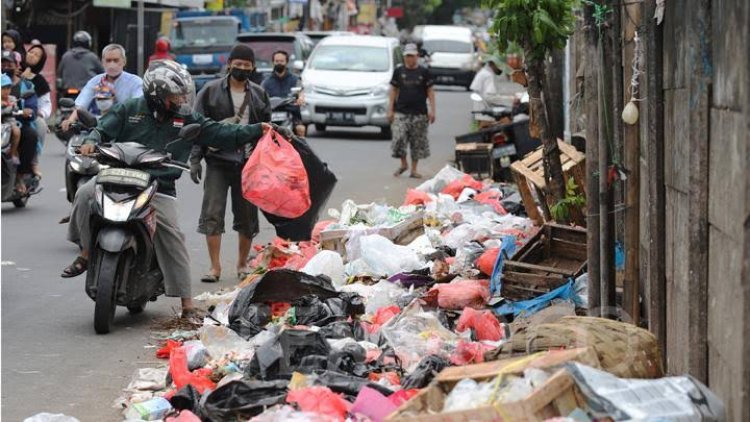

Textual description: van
[420,25,478,90]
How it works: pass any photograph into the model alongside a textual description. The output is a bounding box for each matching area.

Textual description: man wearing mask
[189,44,270,283]
[61,44,142,130]
[261,50,305,137]
[469,55,505,128]
[57,31,104,91]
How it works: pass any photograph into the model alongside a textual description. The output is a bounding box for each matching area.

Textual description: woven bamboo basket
[485,316,664,379]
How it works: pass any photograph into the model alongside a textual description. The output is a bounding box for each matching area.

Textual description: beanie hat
[228,44,255,63]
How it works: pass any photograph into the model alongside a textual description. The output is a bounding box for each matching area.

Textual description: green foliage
[550,177,586,222]
[485,0,579,60]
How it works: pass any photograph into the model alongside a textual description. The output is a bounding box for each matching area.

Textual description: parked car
[236,32,314,80]
[300,35,402,138]
[420,25,479,90]
[304,31,354,47]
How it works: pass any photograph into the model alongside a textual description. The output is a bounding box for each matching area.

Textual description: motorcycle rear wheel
[93,251,130,334]
[12,196,27,208]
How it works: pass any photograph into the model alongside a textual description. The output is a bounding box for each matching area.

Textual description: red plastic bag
[403,188,433,206]
[286,386,351,420]
[474,190,507,215]
[441,175,484,199]
[366,305,400,333]
[476,247,500,276]
[456,307,505,341]
[450,340,494,365]
[156,339,182,359]
[242,130,311,218]
[312,219,336,243]
[427,279,490,310]
[169,346,216,394]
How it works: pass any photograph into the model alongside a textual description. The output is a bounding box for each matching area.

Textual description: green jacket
[85,97,263,196]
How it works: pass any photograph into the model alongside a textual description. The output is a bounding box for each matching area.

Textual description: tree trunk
[526,57,567,213]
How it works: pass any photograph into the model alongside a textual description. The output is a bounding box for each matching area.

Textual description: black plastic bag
[170,384,201,414]
[328,343,368,377]
[263,136,337,241]
[227,303,271,340]
[200,379,288,421]
[294,293,365,327]
[246,329,330,380]
[401,355,450,389]
[312,370,394,399]
[319,321,368,341]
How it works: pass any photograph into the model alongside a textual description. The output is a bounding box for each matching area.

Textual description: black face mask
[230,67,253,82]
[273,64,286,74]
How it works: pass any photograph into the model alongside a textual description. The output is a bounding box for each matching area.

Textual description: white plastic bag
[301,250,346,288]
[416,165,466,194]
[198,324,254,360]
[125,367,168,392]
[364,280,408,314]
[358,234,424,277]
[23,414,81,422]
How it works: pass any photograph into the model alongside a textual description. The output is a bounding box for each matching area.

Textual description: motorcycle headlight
[69,159,82,173]
[102,194,135,222]
[134,185,156,211]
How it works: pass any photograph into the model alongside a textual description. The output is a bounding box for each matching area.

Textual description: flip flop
[393,167,408,177]
[200,274,220,283]
[237,271,251,282]
[409,173,424,179]
[61,256,88,278]
[59,215,71,224]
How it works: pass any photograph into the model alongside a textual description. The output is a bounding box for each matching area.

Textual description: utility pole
[137,0,144,76]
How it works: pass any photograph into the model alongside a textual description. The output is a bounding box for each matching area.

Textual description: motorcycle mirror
[178,123,201,141]
[470,92,483,102]
[290,86,302,95]
[59,98,76,108]
[292,60,304,72]
[77,108,98,128]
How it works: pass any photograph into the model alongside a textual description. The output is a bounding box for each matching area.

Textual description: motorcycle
[64,109,101,202]
[54,97,78,145]
[78,109,201,334]
[2,105,42,208]
[269,87,302,132]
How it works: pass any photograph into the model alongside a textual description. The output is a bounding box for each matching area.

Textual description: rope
[628,31,646,102]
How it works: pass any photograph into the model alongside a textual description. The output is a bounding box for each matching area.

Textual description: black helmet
[142,59,195,117]
[72,31,92,49]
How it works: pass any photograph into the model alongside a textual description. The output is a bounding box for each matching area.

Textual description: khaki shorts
[391,113,430,160]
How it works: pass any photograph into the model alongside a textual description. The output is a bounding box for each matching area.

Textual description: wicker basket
[485,316,664,379]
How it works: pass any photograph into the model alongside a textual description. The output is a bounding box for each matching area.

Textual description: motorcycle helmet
[1,73,11,87]
[142,59,195,118]
[155,37,170,53]
[72,31,92,49]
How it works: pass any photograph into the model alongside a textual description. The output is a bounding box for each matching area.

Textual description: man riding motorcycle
[61,60,273,318]
[57,31,104,91]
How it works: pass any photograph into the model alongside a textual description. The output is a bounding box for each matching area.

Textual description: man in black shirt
[388,43,436,179]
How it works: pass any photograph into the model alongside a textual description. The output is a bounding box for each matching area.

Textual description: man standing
[261,50,305,137]
[388,43,436,179]
[189,44,271,283]
[469,55,504,128]
[57,31,104,91]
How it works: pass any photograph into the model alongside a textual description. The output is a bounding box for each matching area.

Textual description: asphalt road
[0,87,477,420]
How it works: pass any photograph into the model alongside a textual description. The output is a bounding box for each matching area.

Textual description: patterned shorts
[391,113,430,160]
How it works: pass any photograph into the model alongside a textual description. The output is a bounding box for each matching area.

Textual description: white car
[301,35,403,138]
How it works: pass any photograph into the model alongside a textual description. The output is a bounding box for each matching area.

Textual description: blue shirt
[75,71,143,114]
[261,72,299,98]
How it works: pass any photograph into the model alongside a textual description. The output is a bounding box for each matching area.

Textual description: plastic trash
[249,405,341,422]
[476,247,500,276]
[312,219,336,243]
[242,129,311,218]
[168,345,216,394]
[124,397,172,421]
[165,410,201,422]
[311,370,394,398]
[403,188,434,206]
[182,340,209,371]
[23,414,80,422]
[169,384,201,415]
[456,187,479,203]
[366,305,400,333]
[427,279,491,310]
[246,329,331,380]
[301,251,346,288]
[415,165,465,194]
[286,386,351,420]
[455,307,505,341]
[293,293,365,327]
[401,355,450,389]
[387,270,435,288]
[357,234,424,278]
[441,174,484,199]
[574,273,589,309]
[201,379,289,421]
[262,136,337,241]
[350,386,398,422]
[442,223,492,250]
[449,340,494,365]
[474,189,507,215]
[494,280,577,317]
[450,240,485,274]
[363,280,408,314]
[199,324,255,360]
[442,378,495,412]
[125,367,168,393]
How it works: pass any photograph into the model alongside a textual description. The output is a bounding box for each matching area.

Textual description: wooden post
[643,0,666,361]
[545,48,566,141]
[584,5,601,316]
[622,1,641,324]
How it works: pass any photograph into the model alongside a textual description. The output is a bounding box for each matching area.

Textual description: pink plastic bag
[427,279,490,310]
[351,387,398,422]
[456,307,505,341]
[474,190,507,214]
[441,174,484,199]
[242,130,311,218]
[169,346,216,394]
[403,188,433,206]
[450,340,494,365]
[286,386,351,420]
[476,247,500,276]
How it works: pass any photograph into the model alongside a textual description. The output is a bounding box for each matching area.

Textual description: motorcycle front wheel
[93,250,131,334]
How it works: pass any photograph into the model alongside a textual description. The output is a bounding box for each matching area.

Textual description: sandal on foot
[409,172,424,179]
[237,271,251,281]
[59,215,71,224]
[393,167,408,177]
[200,273,220,283]
[61,256,88,278]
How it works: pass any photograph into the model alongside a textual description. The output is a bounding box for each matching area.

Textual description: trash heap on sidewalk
[113,165,725,422]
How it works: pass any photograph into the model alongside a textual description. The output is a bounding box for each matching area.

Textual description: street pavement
[0,87,482,420]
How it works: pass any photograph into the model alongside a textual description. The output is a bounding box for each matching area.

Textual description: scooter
[1,106,42,208]
[80,110,200,334]
[269,87,302,133]
[64,109,102,202]
[54,97,77,145]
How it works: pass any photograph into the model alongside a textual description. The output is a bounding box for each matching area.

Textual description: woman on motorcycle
[22,44,52,178]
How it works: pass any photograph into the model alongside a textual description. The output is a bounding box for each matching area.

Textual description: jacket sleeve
[190,83,210,162]
[83,101,126,144]
[260,90,271,122]
[37,92,52,119]
[192,111,263,150]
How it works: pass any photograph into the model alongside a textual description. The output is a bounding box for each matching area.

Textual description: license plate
[326,112,354,122]
[192,54,213,65]
[97,168,151,188]
[438,76,454,83]
[492,144,517,159]
[271,111,289,121]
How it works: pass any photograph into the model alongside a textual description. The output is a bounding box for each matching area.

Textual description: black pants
[197,160,260,239]
[17,125,38,174]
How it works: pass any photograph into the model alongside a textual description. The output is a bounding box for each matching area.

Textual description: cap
[403,43,419,56]
[229,44,255,63]
[1,74,11,87]
[1,49,18,64]
[94,81,115,99]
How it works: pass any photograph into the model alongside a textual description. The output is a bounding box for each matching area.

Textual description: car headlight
[370,85,390,97]
[462,61,475,70]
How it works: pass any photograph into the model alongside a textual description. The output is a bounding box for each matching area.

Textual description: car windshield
[171,20,237,48]
[240,40,295,69]
[423,39,473,54]
[308,45,389,72]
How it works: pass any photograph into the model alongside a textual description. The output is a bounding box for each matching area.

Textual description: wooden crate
[386,348,599,422]
[455,142,494,179]
[510,140,586,226]
[319,211,425,259]
[502,223,587,301]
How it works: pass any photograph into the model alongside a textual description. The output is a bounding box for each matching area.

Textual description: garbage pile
[109,165,724,422]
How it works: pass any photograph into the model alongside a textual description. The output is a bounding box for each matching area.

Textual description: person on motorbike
[261,50,306,137]
[2,29,26,66]
[188,44,270,284]
[2,49,39,194]
[147,36,176,67]
[469,54,505,128]
[1,74,22,166]
[22,44,52,178]
[61,60,274,318]
[57,31,104,92]
[61,44,142,131]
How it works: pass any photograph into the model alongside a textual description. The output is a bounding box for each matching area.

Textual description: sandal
[409,172,424,179]
[200,273,220,283]
[61,256,88,278]
[237,271,251,282]
[393,167,408,177]
[59,215,71,224]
